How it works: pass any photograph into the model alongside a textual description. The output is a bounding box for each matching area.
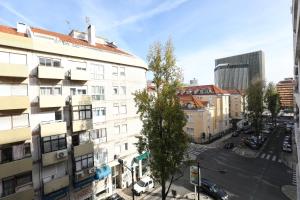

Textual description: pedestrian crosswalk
[292,169,297,185]
[259,153,282,163]
[188,146,208,156]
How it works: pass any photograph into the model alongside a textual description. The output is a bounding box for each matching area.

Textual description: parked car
[232,131,239,137]
[106,193,125,200]
[243,128,255,134]
[262,129,271,134]
[224,143,234,149]
[244,139,259,150]
[282,143,292,153]
[200,178,229,200]
[133,176,154,195]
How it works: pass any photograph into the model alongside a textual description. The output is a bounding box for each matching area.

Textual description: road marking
[266,154,270,160]
[272,155,276,161]
[260,153,266,158]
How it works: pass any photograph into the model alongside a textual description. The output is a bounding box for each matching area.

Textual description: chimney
[17,22,27,34]
[87,25,96,45]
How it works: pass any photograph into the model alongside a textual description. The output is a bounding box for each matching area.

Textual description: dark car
[243,127,255,134]
[244,139,259,150]
[200,178,229,200]
[224,143,234,149]
[106,193,125,200]
[232,131,239,137]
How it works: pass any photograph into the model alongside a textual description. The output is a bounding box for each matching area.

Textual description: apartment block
[0,23,147,200]
[276,78,294,109]
[178,85,231,141]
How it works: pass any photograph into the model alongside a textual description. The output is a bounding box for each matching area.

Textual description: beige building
[179,85,230,142]
[0,23,147,200]
[226,90,244,120]
[179,95,215,143]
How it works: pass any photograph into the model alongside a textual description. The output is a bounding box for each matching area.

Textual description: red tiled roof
[0,25,131,56]
[180,85,227,95]
[225,89,241,95]
[179,95,206,108]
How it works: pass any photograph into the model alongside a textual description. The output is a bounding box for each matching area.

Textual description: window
[112,66,118,76]
[113,86,118,95]
[70,87,87,95]
[39,57,61,67]
[72,105,92,120]
[120,86,126,95]
[91,63,104,80]
[124,143,128,151]
[92,86,104,100]
[40,86,62,95]
[114,144,122,154]
[42,134,67,153]
[121,124,127,134]
[75,153,94,172]
[93,107,106,117]
[0,51,27,65]
[55,111,62,121]
[1,147,12,163]
[120,105,127,114]
[91,128,107,140]
[114,125,120,135]
[95,148,108,164]
[119,67,125,76]
[69,60,86,71]
[113,104,119,115]
[2,172,32,197]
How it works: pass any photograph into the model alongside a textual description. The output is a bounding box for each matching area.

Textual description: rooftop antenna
[85,16,90,26]
[65,20,71,31]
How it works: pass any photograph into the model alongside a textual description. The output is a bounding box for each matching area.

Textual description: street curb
[281,185,297,200]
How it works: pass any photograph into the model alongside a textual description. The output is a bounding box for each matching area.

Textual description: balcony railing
[0,84,29,110]
[38,65,65,80]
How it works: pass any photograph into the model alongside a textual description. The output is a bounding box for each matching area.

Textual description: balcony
[38,66,65,80]
[0,96,29,110]
[72,119,93,132]
[73,142,94,157]
[74,167,96,185]
[0,63,28,78]
[70,95,92,105]
[42,149,68,167]
[39,96,65,108]
[0,157,32,179]
[43,175,69,195]
[70,69,89,81]
[0,185,34,200]
[0,127,31,145]
[40,121,67,137]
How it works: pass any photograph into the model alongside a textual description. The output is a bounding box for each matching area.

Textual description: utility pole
[197,162,200,200]
[118,159,135,200]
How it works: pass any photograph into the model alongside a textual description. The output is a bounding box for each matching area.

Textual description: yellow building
[0,22,147,200]
[276,78,294,109]
[226,90,244,120]
[179,85,231,143]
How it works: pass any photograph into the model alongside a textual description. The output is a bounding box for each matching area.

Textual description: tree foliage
[264,82,280,123]
[246,81,265,134]
[134,39,188,200]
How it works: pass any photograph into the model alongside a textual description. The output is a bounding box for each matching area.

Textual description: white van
[133,176,154,195]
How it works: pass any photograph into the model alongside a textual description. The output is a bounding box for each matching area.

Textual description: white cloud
[178,28,293,85]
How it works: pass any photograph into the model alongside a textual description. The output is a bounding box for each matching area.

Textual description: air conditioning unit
[88,167,96,174]
[56,150,68,159]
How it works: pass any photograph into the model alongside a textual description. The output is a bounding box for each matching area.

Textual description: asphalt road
[142,127,294,200]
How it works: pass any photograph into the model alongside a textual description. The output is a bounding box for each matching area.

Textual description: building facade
[276,78,295,109]
[0,23,147,200]
[214,51,265,91]
[292,0,300,199]
[178,85,230,142]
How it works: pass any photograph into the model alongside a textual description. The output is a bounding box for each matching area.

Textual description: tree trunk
[161,177,166,200]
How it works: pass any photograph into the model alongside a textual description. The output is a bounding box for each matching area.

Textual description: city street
[140,127,295,200]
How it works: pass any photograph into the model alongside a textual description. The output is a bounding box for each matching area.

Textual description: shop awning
[94,165,111,180]
[135,151,150,161]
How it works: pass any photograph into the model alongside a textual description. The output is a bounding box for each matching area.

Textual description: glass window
[1,147,12,163]
[113,86,118,95]
[91,64,104,80]
[121,124,127,134]
[55,111,62,121]
[3,177,15,196]
[42,134,67,153]
[114,125,120,135]
[92,86,105,100]
[72,105,92,120]
[119,67,125,76]
[120,86,126,95]
[10,53,27,64]
[120,105,127,114]
[0,51,9,63]
[53,60,61,67]
[112,66,118,76]
[124,143,128,150]
[75,154,94,172]
[93,107,106,117]
[113,104,119,115]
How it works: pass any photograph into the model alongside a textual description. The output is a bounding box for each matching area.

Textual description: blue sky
[0,0,293,84]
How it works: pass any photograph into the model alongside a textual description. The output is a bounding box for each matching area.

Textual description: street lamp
[118,158,135,200]
[195,161,226,200]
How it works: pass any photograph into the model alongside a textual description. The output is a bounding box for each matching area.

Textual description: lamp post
[118,159,135,200]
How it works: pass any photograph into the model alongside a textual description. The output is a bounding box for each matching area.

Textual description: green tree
[246,80,265,134]
[134,39,188,200]
[264,82,280,124]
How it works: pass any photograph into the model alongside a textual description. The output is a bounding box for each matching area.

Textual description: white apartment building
[293,1,300,199]
[0,22,147,200]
